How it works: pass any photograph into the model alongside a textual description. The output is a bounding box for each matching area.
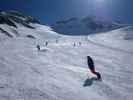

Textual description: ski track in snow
[87,39,133,55]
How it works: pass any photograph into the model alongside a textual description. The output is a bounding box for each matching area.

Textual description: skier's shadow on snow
[39,49,48,52]
[83,77,98,87]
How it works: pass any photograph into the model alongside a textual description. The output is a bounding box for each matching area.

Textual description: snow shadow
[83,77,98,87]
[39,49,48,52]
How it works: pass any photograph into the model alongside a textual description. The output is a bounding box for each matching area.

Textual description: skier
[45,41,48,46]
[73,42,76,47]
[79,42,81,46]
[37,45,40,51]
[87,56,102,80]
[56,39,58,43]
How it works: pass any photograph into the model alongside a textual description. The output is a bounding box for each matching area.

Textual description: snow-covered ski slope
[0,23,133,100]
[0,23,60,41]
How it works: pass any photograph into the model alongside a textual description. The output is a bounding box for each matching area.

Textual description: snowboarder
[87,56,102,80]
[37,45,40,51]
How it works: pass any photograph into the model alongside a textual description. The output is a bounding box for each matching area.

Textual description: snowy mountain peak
[55,17,78,25]
[0,10,60,41]
[52,16,122,35]
[0,10,40,29]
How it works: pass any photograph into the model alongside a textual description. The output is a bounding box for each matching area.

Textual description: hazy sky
[0,0,133,24]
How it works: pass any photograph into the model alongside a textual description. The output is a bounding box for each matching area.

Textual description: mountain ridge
[52,16,122,35]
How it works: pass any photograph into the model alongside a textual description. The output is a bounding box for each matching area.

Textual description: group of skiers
[37,41,83,51]
[73,42,82,47]
[36,41,48,51]
[36,41,102,81]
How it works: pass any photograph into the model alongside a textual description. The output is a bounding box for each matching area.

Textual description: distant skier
[79,42,81,46]
[56,39,58,43]
[87,56,102,80]
[73,42,76,47]
[45,41,48,46]
[37,45,40,51]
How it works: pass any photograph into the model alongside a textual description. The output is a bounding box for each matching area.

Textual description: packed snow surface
[0,24,133,100]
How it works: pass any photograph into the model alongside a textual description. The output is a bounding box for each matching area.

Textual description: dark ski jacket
[87,56,95,71]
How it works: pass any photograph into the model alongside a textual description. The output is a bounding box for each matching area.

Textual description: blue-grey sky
[0,0,133,25]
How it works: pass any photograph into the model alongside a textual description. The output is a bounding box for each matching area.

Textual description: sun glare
[96,0,105,3]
